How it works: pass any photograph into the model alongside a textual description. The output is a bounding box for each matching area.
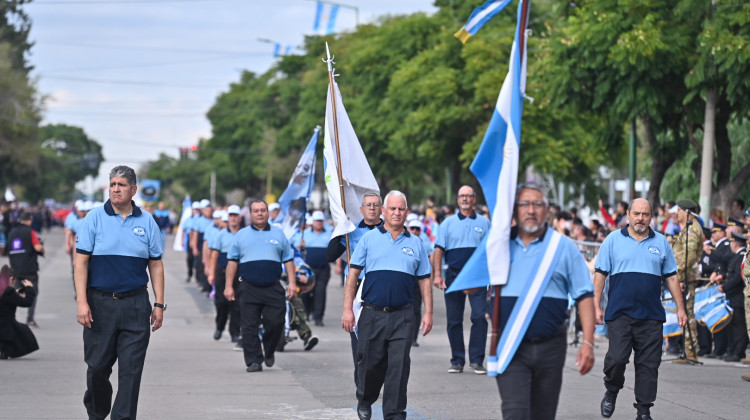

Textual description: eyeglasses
[457,194,475,199]
[516,201,547,209]
[363,203,381,208]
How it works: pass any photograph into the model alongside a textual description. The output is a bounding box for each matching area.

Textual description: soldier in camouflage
[671,199,704,363]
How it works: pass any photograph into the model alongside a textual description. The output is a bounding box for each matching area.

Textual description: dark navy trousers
[83,288,151,420]
[443,268,488,366]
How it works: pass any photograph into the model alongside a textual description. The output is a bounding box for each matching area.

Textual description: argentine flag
[447,0,527,293]
[455,0,514,43]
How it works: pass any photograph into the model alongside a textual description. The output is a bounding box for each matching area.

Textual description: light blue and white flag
[278,127,320,239]
[455,0,514,43]
[446,0,529,376]
[313,1,339,35]
[173,196,192,252]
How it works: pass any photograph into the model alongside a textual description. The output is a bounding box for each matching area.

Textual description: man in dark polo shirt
[342,190,432,420]
[75,165,165,420]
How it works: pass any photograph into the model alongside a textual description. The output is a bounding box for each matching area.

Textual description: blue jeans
[444,268,488,366]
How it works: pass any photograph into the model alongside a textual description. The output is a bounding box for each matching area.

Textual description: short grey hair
[383,190,408,209]
[515,182,549,205]
[361,192,382,206]
[109,165,137,187]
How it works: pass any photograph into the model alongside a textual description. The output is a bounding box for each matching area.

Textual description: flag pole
[489,0,531,367]
[324,42,352,268]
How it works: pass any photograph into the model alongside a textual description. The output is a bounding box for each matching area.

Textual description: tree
[26,124,104,202]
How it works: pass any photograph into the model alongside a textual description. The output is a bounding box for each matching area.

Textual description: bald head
[457,185,477,214]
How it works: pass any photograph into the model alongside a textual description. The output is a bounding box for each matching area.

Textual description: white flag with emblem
[323,81,380,238]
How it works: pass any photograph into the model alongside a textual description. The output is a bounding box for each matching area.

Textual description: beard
[632,223,648,233]
[519,221,543,234]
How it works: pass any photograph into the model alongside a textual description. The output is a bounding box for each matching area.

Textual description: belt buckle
[112,292,119,299]
[383,306,393,313]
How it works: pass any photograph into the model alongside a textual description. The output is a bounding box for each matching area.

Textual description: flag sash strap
[488,229,564,376]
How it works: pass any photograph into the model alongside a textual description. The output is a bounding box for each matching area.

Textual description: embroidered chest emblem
[401,247,414,257]
[133,226,146,236]
[267,239,279,245]
[473,226,484,233]
[648,246,660,255]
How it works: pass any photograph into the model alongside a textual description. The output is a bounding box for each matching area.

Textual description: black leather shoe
[356,403,372,420]
[600,391,617,418]
[213,330,222,340]
[246,363,262,372]
[724,355,741,362]
[636,413,653,420]
[265,355,275,367]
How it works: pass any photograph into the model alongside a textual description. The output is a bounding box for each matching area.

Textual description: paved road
[1,228,748,419]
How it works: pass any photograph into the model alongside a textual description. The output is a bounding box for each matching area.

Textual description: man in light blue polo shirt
[74,165,165,420]
[433,185,492,374]
[224,199,296,373]
[190,199,213,293]
[208,206,241,343]
[594,198,687,420]
[292,210,332,326]
[182,202,200,283]
[327,192,384,391]
[342,190,432,420]
[494,183,595,420]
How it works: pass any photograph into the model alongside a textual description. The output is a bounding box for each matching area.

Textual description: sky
[25,0,438,196]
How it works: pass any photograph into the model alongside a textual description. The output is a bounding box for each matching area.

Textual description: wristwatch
[154,303,167,310]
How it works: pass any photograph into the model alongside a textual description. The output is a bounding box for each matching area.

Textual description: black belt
[89,286,147,299]
[522,325,567,344]
[362,302,412,313]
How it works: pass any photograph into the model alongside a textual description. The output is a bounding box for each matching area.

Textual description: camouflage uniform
[744,244,750,342]
[673,222,705,360]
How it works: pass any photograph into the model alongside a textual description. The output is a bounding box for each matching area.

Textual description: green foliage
[142,3,615,204]
[28,124,104,202]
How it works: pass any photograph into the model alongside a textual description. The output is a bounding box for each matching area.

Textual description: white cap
[268,202,281,211]
[191,202,201,209]
[200,199,211,208]
[668,205,679,214]
[406,213,418,222]
[212,210,223,219]
[82,200,94,211]
[94,201,104,208]
[75,199,84,208]
[312,210,325,221]
[221,212,229,222]
[408,220,422,229]
[305,217,313,226]
[227,204,241,215]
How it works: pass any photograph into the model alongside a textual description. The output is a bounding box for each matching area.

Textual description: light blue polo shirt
[64,211,78,229]
[76,200,163,293]
[210,228,237,269]
[227,224,294,287]
[350,226,431,308]
[69,216,85,234]
[204,223,221,250]
[595,226,678,322]
[435,211,491,270]
[182,214,197,233]
[334,219,384,279]
[501,226,593,339]
[192,216,212,248]
[291,227,332,268]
